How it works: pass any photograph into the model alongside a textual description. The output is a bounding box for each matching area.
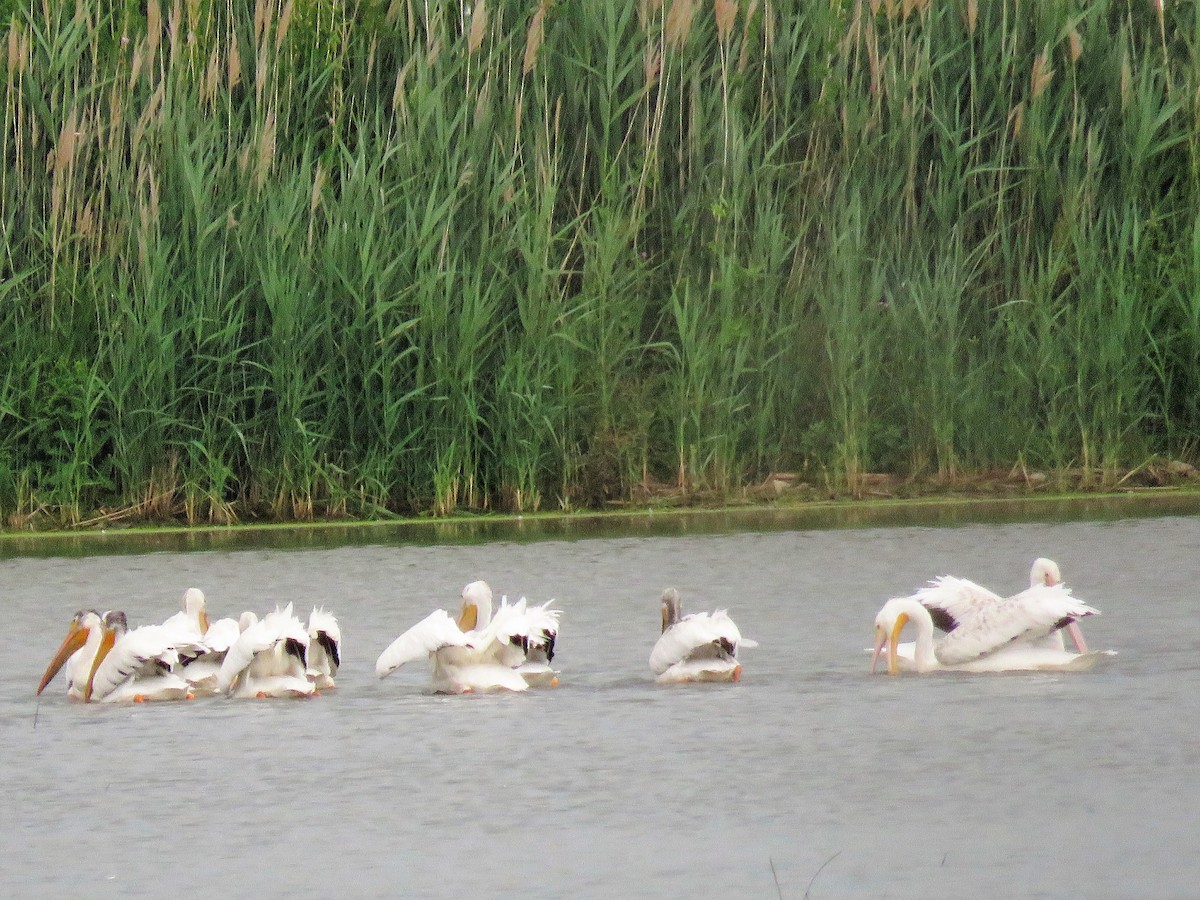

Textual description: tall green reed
[1,0,1199,527]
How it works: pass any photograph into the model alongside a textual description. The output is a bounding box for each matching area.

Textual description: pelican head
[660,588,683,633]
[183,587,210,633]
[870,597,914,676]
[239,610,258,632]
[458,581,493,632]
[37,609,101,695]
[1031,558,1061,588]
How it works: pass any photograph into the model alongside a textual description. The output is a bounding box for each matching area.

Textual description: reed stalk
[0,0,1197,527]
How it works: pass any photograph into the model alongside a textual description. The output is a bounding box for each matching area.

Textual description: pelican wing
[216,617,276,693]
[520,599,561,662]
[650,610,750,676]
[157,609,211,666]
[485,596,528,637]
[912,576,1004,632]
[714,610,757,649]
[934,584,1099,665]
[215,605,308,693]
[307,606,342,678]
[375,610,471,678]
[201,617,242,655]
[479,597,539,667]
[522,600,560,641]
[89,625,184,701]
[160,609,205,642]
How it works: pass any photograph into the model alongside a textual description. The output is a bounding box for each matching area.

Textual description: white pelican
[161,587,211,637]
[911,558,1090,655]
[216,604,315,698]
[84,610,196,702]
[375,580,544,693]
[306,607,342,689]
[38,610,193,702]
[37,609,106,700]
[159,588,241,695]
[871,586,1109,675]
[649,588,758,684]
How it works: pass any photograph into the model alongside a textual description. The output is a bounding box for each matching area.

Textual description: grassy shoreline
[2,2,1199,527]
[3,479,1197,550]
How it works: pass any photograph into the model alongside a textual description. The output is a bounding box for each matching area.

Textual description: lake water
[1,507,1198,898]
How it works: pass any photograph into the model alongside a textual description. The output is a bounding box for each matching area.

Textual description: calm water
[2,512,1198,898]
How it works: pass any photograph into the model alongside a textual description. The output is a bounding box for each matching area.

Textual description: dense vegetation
[1,0,1197,527]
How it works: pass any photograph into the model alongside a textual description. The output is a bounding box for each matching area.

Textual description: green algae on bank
[2,487,1197,560]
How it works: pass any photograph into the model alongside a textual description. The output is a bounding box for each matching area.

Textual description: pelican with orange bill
[870,585,1112,676]
[37,609,105,700]
[37,609,192,702]
[376,580,559,693]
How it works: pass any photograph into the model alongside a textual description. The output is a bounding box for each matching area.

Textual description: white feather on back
[912,576,1004,630]
[934,584,1099,665]
[649,609,753,676]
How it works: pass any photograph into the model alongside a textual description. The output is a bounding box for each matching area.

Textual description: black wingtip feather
[285,638,307,668]
[926,606,958,633]
[317,632,340,670]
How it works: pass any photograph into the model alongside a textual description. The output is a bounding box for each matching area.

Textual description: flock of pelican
[35,556,1110,704]
[36,588,343,702]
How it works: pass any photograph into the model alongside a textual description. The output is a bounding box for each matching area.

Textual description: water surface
[2,513,1197,898]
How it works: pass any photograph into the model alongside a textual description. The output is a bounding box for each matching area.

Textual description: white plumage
[903,558,1090,655]
[159,587,211,642]
[216,604,314,698]
[650,588,757,683]
[306,606,342,689]
[509,598,561,687]
[375,581,559,693]
[375,608,473,676]
[870,557,1104,674]
[180,614,242,694]
[160,588,242,695]
[85,611,195,702]
[871,588,1107,675]
[38,610,108,700]
[37,609,193,702]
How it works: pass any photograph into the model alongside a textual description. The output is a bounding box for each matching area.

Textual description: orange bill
[84,626,118,702]
[456,602,478,632]
[37,624,89,695]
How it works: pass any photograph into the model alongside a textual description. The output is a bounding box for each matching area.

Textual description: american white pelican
[180,614,242,695]
[216,604,315,698]
[649,588,758,684]
[375,581,542,693]
[84,611,195,702]
[38,610,193,702]
[161,587,211,637]
[911,558,1090,655]
[306,607,342,689]
[870,587,1109,675]
[158,588,241,695]
[37,609,106,700]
